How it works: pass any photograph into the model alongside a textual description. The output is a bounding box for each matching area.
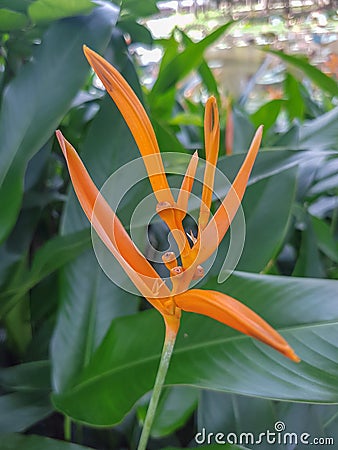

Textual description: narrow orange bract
[175,289,300,362]
[199,96,220,230]
[56,131,170,307]
[196,126,263,265]
[176,151,198,217]
[83,45,174,206]
[57,46,300,363]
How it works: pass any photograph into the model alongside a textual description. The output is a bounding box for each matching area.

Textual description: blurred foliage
[0,1,337,449]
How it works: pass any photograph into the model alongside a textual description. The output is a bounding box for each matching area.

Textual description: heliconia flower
[56,46,300,362]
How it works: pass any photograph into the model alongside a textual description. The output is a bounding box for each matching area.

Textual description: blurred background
[0,1,337,449]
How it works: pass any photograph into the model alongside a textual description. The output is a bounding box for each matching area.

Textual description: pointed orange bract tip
[199,97,220,230]
[175,289,300,362]
[55,130,171,303]
[176,151,199,217]
[196,126,263,265]
[82,45,174,206]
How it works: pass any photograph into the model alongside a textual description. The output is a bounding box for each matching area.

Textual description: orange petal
[176,150,198,217]
[56,130,170,303]
[199,97,220,230]
[196,126,263,264]
[175,289,300,362]
[83,45,174,205]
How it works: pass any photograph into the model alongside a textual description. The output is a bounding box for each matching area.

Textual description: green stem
[64,415,71,441]
[137,330,177,450]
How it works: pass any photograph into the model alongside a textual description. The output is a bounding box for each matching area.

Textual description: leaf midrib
[60,320,338,395]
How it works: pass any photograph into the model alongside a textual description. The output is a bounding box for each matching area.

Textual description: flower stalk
[137,326,177,450]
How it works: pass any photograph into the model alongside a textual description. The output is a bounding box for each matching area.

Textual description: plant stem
[64,415,71,441]
[137,330,177,450]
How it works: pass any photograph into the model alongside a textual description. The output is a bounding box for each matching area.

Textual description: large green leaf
[209,168,297,278]
[310,215,338,263]
[138,387,199,438]
[0,3,118,244]
[265,49,338,97]
[198,392,337,449]
[0,434,93,450]
[284,72,304,121]
[235,168,296,272]
[198,391,278,448]
[0,1,32,14]
[0,360,50,392]
[0,8,28,30]
[293,213,325,278]
[28,0,94,23]
[215,149,332,198]
[53,271,338,426]
[0,392,52,432]
[299,106,338,150]
[0,229,90,318]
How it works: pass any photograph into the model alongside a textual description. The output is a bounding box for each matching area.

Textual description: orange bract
[56,46,300,362]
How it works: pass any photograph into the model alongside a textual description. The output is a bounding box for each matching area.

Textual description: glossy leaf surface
[1,434,93,450]
[53,271,338,426]
[0,3,118,244]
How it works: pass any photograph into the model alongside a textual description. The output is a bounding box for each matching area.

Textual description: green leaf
[251,99,285,131]
[310,215,338,263]
[51,250,139,392]
[210,168,297,278]
[232,105,255,154]
[0,229,91,318]
[265,49,338,97]
[198,391,278,444]
[237,167,296,272]
[215,149,332,197]
[309,173,338,195]
[198,392,338,448]
[0,1,32,14]
[28,0,94,23]
[120,0,158,19]
[0,434,93,450]
[292,215,325,278]
[0,9,28,30]
[138,387,199,438]
[0,360,50,392]
[0,3,118,244]
[52,47,143,392]
[169,112,203,127]
[117,20,153,45]
[181,31,220,102]
[299,106,338,150]
[53,272,338,426]
[0,392,52,432]
[152,116,186,153]
[150,22,233,98]
[284,72,304,121]
[30,229,91,280]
